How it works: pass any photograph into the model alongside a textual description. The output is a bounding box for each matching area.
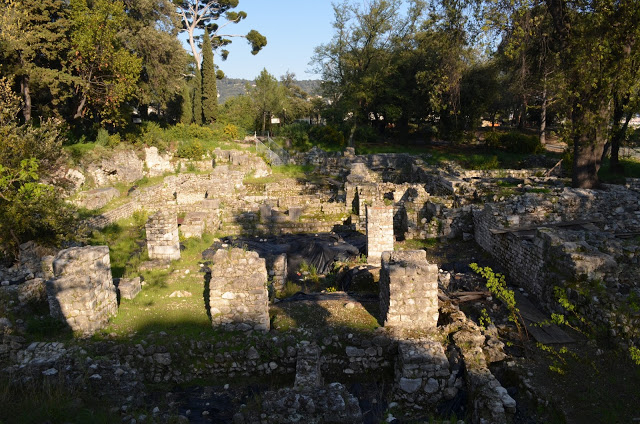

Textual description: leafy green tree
[122,0,189,115]
[68,0,142,126]
[248,68,286,133]
[0,0,71,122]
[201,27,218,123]
[219,94,254,133]
[180,82,193,124]
[544,0,640,188]
[193,64,203,124]
[0,77,73,259]
[280,71,312,123]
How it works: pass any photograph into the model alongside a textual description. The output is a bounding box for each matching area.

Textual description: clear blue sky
[193,1,337,81]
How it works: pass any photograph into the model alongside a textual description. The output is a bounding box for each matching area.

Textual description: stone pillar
[209,248,269,332]
[366,204,394,265]
[46,246,118,335]
[267,253,287,293]
[146,211,180,261]
[379,250,439,331]
[294,342,323,390]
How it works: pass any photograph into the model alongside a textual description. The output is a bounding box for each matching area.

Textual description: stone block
[117,277,141,300]
[46,246,117,336]
[146,211,180,261]
[209,248,269,332]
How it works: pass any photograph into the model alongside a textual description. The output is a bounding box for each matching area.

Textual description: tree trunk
[74,93,87,119]
[20,74,31,122]
[539,82,547,145]
[348,121,357,148]
[609,96,631,175]
[571,106,608,189]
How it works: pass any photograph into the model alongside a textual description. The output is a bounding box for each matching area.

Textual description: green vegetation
[244,164,315,184]
[470,263,526,340]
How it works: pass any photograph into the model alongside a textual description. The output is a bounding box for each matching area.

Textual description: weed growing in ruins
[630,346,640,366]
[277,281,302,299]
[470,263,527,341]
[479,308,493,330]
[541,286,590,335]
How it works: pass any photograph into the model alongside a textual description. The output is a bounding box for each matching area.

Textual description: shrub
[354,125,378,144]
[95,128,110,146]
[176,139,205,159]
[280,123,312,151]
[485,131,542,154]
[309,125,345,150]
[223,123,239,141]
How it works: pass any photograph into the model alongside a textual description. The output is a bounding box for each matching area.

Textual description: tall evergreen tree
[193,62,202,125]
[180,82,193,124]
[201,28,217,123]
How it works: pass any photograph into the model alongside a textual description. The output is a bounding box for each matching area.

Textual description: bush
[354,125,378,144]
[280,123,312,151]
[309,125,345,150]
[223,123,239,141]
[176,139,205,159]
[485,131,542,154]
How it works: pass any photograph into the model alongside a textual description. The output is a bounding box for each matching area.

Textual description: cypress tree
[201,28,218,123]
[180,82,193,124]
[193,62,203,125]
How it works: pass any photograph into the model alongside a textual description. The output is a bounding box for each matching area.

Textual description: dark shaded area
[202,232,365,277]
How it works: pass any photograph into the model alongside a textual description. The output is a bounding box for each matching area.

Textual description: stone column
[46,246,118,335]
[146,211,180,261]
[366,204,394,265]
[209,248,269,332]
[379,250,439,332]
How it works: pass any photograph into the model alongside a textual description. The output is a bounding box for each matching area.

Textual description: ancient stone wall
[366,204,394,265]
[179,212,206,238]
[146,211,180,261]
[393,339,459,408]
[46,246,118,335]
[208,248,269,332]
[379,251,439,332]
[267,253,287,292]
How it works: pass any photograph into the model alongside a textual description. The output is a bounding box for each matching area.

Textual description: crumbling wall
[146,211,180,261]
[379,250,439,332]
[393,339,458,408]
[208,248,269,332]
[366,204,394,265]
[46,246,118,335]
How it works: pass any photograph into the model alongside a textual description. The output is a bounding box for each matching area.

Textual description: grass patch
[243,164,315,184]
[270,300,379,333]
[88,211,149,278]
[598,157,640,184]
[397,238,439,250]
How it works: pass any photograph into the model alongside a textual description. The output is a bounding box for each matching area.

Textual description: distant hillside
[217,78,321,104]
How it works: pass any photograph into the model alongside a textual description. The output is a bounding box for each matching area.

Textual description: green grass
[243,164,315,184]
[397,238,439,250]
[88,211,149,278]
[599,157,640,184]
[99,233,217,340]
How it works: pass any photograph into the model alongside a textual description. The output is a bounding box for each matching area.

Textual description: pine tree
[201,28,218,123]
[180,82,193,124]
[193,63,203,125]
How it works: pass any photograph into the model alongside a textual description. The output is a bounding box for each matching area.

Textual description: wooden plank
[515,291,575,344]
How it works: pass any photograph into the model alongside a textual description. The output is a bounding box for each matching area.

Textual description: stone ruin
[366,204,394,265]
[208,248,270,332]
[45,246,118,335]
[379,250,439,332]
[145,211,180,261]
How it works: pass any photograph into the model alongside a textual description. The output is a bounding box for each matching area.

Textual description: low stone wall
[366,204,394,265]
[208,248,269,332]
[146,211,180,261]
[266,253,287,292]
[46,246,118,335]
[379,251,439,332]
[179,212,206,238]
[393,339,459,408]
